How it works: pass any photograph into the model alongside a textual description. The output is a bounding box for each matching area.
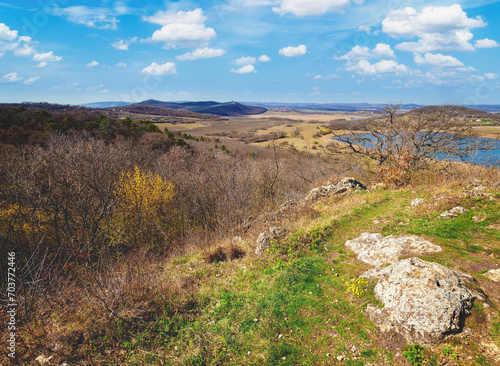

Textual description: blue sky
[0,0,499,105]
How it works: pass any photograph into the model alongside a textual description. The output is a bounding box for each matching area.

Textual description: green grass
[35,185,500,365]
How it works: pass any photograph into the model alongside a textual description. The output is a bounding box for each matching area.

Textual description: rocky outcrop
[361,257,481,345]
[440,206,467,219]
[305,177,366,202]
[255,227,283,255]
[345,232,442,267]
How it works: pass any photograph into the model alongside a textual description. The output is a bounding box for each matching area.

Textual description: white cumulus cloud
[483,73,498,80]
[176,47,226,60]
[346,59,408,75]
[13,44,35,56]
[145,9,216,48]
[111,39,132,51]
[474,38,499,48]
[0,23,18,41]
[233,56,257,66]
[3,72,22,82]
[272,0,353,17]
[33,51,62,63]
[413,53,464,67]
[230,64,257,74]
[279,44,307,57]
[86,60,99,68]
[382,4,486,53]
[24,76,40,85]
[337,44,395,60]
[258,54,271,62]
[141,61,177,76]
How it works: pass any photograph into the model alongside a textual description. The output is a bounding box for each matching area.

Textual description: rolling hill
[406,105,500,124]
[135,100,267,116]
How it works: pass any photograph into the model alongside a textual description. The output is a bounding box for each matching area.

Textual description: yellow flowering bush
[112,166,178,248]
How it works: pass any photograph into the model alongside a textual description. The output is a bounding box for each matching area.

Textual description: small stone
[253,318,259,322]
[282,356,286,360]
[326,353,331,357]
[278,334,283,339]
[247,351,251,356]
[485,269,500,282]
[337,355,345,361]
[411,198,425,207]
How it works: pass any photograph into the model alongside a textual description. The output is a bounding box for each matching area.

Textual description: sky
[0,0,500,105]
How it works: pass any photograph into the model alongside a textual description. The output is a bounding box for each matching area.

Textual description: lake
[333,134,500,167]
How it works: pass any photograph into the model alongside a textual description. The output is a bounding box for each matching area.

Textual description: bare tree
[334,104,494,185]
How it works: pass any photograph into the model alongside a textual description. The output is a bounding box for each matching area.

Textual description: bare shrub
[334,104,495,185]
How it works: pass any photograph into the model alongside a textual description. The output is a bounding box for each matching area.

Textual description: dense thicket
[0,116,334,324]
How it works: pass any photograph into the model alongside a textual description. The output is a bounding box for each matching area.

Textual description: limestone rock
[440,206,467,219]
[305,177,366,202]
[361,257,480,344]
[345,232,442,267]
[255,227,283,255]
[485,269,500,282]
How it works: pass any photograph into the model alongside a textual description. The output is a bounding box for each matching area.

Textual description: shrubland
[0,106,499,365]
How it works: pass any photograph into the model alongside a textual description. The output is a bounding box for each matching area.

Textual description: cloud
[33,51,62,63]
[230,64,257,74]
[176,47,226,60]
[233,56,257,66]
[3,72,22,82]
[13,44,35,56]
[382,5,486,53]
[258,54,271,62]
[272,0,354,17]
[337,44,395,60]
[359,25,371,34]
[111,39,131,51]
[99,89,109,94]
[279,44,307,57]
[86,84,104,91]
[413,53,464,67]
[145,9,216,48]
[345,59,408,75]
[313,73,339,80]
[0,23,17,41]
[474,38,499,48]
[86,61,99,68]
[141,61,177,76]
[483,73,498,80]
[53,6,119,30]
[24,76,40,85]
[51,82,81,91]
[116,62,127,68]
[36,62,47,68]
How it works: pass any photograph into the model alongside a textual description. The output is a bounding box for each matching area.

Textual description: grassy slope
[65,183,500,365]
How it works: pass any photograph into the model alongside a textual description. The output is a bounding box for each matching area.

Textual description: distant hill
[407,105,500,123]
[135,100,267,116]
[104,104,220,120]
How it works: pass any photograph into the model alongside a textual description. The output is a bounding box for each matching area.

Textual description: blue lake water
[334,134,500,167]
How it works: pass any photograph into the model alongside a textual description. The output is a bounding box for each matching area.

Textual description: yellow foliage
[112,166,177,247]
[115,166,175,217]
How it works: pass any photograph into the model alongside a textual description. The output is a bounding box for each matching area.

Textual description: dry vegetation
[1,105,500,365]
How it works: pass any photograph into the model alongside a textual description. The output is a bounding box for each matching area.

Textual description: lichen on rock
[361,257,482,344]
